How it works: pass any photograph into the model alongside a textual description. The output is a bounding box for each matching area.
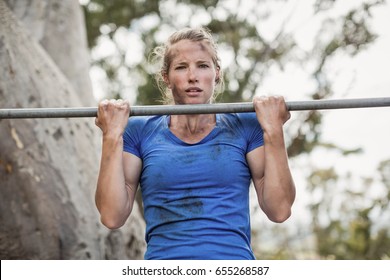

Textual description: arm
[95,99,142,229]
[247,96,296,223]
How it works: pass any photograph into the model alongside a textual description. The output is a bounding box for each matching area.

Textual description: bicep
[247,146,265,184]
[246,146,266,205]
[123,152,142,201]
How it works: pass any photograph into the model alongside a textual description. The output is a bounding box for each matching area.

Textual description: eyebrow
[172,59,212,66]
[180,59,211,64]
[197,60,211,64]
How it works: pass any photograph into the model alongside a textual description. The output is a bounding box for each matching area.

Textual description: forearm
[96,134,132,228]
[260,128,296,222]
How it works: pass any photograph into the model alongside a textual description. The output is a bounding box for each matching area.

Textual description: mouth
[185,87,202,93]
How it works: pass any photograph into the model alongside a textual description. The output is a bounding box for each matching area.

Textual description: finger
[253,95,267,102]
[276,96,289,112]
[253,96,264,107]
[111,99,129,110]
[114,99,123,106]
[94,117,100,127]
[117,99,128,108]
[113,99,130,111]
[98,99,109,110]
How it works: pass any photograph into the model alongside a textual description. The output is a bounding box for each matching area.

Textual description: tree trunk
[0,0,145,259]
[4,0,93,106]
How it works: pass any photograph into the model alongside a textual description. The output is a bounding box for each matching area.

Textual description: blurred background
[1,0,389,259]
[84,0,390,259]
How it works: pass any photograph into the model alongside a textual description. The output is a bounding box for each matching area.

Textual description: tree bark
[0,0,146,259]
[4,0,93,106]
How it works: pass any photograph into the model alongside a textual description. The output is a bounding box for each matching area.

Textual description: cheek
[199,70,214,80]
[166,74,179,89]
[204,73,216,87]
[171,84,179,92]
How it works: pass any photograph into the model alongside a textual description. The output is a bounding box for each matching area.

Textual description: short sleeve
[123,117,143,158]
[238,113,264,153]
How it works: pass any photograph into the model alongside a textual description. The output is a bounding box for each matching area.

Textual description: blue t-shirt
[123,113,264,260]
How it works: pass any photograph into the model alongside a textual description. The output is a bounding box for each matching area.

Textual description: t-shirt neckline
[164,114,221,145]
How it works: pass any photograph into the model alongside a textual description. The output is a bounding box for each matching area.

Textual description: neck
[170,114,216,134]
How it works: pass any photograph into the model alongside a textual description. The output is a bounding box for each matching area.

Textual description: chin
[176,99,208,105]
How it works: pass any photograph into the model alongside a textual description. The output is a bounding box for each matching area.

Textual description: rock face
[0,0,146,259]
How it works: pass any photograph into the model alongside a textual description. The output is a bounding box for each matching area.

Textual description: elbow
[264,201,292,223]
[268,189,296,223]
[100,216,126,229]
[260,197,294,223]
[96,199,132,229]
[99,211,129,229]
[268,209,292,223]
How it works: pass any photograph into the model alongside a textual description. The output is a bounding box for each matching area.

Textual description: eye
[174,65,186,70]
[199,64,209,68]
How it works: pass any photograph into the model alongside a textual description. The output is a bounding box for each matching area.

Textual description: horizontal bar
[0,97,389,119]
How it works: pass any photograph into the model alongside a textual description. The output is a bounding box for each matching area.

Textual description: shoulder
[127,115,159,125]
[126,115,164,130]
[220,113,263,150]
[124,115,165,139]
[236,112,259,125]
[219,113,260,129]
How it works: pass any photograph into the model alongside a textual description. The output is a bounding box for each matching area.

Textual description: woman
[95,27,295,260]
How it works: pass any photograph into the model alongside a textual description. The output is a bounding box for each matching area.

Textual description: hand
[253,96,290,133]
[95,99,130,137]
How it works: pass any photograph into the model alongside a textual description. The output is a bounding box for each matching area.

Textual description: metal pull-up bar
[0,97,389,119]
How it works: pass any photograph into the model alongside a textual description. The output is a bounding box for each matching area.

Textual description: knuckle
[100,99,109,109]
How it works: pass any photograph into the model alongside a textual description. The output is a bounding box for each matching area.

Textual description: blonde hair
[150,27,224,104]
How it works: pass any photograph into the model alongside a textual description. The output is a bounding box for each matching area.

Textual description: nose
[188,66,198,83]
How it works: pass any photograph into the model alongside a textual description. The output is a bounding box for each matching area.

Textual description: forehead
[169,39,214,62]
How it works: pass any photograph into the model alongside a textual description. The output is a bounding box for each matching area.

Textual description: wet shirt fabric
[123,113,264,260]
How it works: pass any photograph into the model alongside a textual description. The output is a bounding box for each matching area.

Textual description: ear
[215,67,221,84]
[163,72,171,89]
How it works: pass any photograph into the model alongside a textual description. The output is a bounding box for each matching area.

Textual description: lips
[185,87,202,92]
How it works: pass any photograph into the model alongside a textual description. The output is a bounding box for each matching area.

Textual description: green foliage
[83,0,160,48]
[307,159,390,259]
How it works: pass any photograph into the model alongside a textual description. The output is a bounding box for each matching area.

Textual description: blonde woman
[95,27,295,260]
